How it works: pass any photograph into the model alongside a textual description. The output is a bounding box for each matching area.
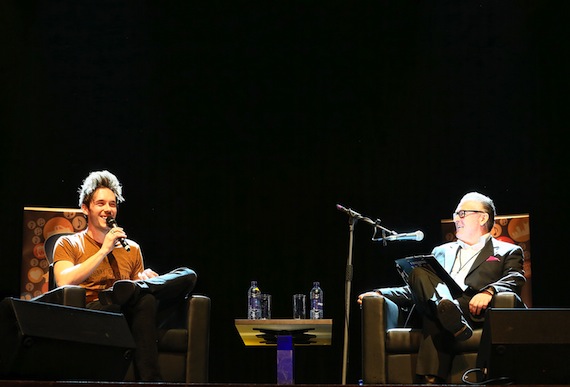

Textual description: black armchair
[360,292,524,384]
[33,232,211,383]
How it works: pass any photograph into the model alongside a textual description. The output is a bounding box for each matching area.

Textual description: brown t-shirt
[53,230,145,303]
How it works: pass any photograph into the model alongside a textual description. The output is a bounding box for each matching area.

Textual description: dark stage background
[1,1,568,384]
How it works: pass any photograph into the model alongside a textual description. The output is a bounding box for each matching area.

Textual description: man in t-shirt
[53,170,197,381]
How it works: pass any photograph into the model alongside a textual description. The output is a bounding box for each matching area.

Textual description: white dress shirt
[451,233,491,290]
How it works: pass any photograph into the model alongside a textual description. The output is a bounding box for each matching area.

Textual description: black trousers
[384,267,483,380]
[87,267,197,381]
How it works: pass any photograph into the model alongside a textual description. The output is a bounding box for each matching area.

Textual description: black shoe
[437,299,472,341]
[99,280,149,306]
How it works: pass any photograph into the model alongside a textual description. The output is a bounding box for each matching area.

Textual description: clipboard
[394,254,464,299]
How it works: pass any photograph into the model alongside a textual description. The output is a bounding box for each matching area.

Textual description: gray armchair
[361,292,524,384]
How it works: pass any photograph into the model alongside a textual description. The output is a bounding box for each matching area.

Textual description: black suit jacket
[379,237,525,305]
[432,237,525,295]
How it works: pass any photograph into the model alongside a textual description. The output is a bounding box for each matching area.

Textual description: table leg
[276,335,294,384]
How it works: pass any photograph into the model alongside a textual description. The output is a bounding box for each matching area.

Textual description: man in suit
[358,192,525,383]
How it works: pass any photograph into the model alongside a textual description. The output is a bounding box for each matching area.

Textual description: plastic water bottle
[310,281,324,319]
[248,280,262,319]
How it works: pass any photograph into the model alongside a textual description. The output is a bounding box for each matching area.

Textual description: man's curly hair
[78,170,125,207]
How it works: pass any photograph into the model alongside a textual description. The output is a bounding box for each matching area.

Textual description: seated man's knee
[409,267,431,284]
[174,267,197,278]
[178,267,197,285]
[168,267,197,294]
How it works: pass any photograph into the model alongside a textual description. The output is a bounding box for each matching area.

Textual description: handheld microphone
[384,230,424,242]
[106,217,131,252]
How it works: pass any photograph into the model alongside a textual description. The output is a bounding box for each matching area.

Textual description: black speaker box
[476,308,570,384]
[0,298,135,381]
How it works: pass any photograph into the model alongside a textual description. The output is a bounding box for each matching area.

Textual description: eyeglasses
[452,210,486,219]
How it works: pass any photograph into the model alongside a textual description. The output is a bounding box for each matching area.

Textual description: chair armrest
[185,294,210,383]
[491,291,525,309]
[361,295,401,384]
[32,286,86,308]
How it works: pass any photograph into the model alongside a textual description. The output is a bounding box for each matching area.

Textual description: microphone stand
[337,205,396,385]
[341,213,356,386]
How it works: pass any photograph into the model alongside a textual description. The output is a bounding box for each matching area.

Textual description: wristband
[482,288,494,296]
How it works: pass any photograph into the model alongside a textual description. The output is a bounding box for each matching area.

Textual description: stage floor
[0,383,373,387]
[1,382,569,387]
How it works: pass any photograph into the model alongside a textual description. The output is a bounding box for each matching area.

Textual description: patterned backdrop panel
[21,207,87,299]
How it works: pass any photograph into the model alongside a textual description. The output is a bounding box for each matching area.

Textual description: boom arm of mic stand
[362,216,397,236]
[336,204,397,236]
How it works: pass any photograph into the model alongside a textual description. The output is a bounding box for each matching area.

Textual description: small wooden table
[235,319,333,384]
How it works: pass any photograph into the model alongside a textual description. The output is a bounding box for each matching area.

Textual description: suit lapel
[467,237,495,275]
[444,244,460,272]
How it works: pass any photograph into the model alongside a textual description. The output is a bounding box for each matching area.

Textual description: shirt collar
[457,233,491,251]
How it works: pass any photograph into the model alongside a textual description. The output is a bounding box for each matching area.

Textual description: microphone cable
[461,368,514,385]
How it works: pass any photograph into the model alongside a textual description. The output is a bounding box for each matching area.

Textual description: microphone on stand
[383,230,424,242]
[106,217,131,252]
[337,204,422,241]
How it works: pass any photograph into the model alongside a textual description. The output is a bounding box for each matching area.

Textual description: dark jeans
[87,267,197,381]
